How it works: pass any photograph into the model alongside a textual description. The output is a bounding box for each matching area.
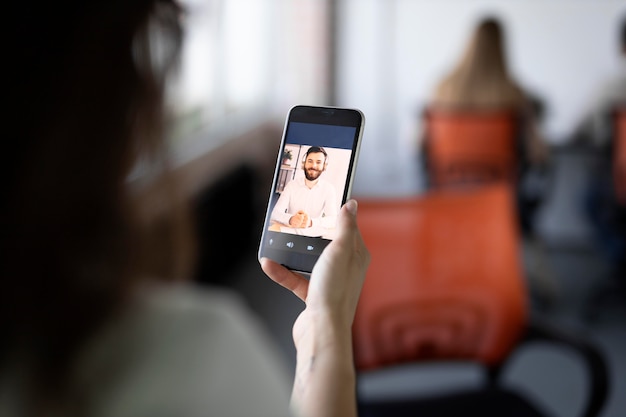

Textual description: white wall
[338,0,626,195]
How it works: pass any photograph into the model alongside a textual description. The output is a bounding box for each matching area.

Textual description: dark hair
[305,146,328,160]
[2,0,186,412]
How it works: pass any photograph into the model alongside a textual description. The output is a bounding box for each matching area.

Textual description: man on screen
[270,146,338,237]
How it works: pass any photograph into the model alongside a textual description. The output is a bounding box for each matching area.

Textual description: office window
[168,0,331,159]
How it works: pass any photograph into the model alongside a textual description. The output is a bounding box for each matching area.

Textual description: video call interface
[265,121,357,253]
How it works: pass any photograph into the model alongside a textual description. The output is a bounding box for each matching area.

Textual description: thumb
[344,199,358,216]
[336,199,358,233]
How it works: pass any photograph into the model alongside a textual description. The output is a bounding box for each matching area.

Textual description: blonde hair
[433,17,528,109]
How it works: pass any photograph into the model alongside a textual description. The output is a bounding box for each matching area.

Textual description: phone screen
[258,105,365,273]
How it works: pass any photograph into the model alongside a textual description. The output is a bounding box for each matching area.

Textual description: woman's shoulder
[75,283,292,417]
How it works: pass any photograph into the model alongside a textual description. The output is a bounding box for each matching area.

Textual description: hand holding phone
[260,198,370,307]
[260,198,370,417]
[258,105,365,274]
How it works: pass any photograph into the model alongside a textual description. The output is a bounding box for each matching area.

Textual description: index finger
[260,257,309,302]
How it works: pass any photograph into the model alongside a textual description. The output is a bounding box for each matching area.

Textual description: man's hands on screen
[289,210,312,228]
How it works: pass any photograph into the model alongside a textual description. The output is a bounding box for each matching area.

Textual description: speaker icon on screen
[286,242,294,248]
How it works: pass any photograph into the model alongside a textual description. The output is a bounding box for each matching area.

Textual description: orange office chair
[423,108,518,188]
[353,185,608,417]
[614,107,626,205]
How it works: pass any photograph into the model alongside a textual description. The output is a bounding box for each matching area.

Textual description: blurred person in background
[423,16,556,305]
[428,17,550,169]
[575,14,626,299]
[1,1,370,417]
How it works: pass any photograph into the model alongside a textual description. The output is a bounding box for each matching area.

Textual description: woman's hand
[262,200,369,322]
[260,199,370,417]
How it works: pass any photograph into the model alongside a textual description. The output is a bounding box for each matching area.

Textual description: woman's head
[3,0,186,410]
[463,17,508,77]
[434,16,524,108]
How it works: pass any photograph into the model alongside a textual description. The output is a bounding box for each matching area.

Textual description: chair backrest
[614,108,626,205]
[353,185,527,372]
[424,108,518,188]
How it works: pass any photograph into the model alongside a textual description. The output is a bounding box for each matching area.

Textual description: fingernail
[345,199,358,215]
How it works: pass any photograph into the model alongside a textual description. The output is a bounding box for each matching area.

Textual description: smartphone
[258,105,365,274]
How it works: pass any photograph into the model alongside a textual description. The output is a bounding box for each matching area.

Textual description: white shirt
[270,177,338,238]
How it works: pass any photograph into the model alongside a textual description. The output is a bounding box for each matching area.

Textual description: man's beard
[305,168,322,181]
